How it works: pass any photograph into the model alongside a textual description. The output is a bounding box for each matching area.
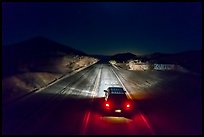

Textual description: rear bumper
[103,108,134,118]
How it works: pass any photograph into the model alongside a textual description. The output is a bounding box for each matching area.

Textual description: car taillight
[126,104,130,108]
[124,102,132,110]
[105,102,110,108]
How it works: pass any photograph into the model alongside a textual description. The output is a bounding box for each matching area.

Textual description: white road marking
[110,67,132,99]
[112,64,119,70]
[81,64,102,134]
[91,64,102,98]
[111,66,155,135]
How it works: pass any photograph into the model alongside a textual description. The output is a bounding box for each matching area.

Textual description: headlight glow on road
[101,116,132,124]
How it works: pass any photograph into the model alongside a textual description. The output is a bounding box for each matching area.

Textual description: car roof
[108,87,126,94]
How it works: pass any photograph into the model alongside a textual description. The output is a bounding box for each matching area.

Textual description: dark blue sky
[2,2,202,55]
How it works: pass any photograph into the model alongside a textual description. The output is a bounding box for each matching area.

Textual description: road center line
[110,67,132,99]
[111,66,155,135]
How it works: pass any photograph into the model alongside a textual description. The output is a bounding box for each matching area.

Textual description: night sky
[2,2,202,55]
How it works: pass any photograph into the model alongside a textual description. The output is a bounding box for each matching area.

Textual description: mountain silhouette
[2,36,88,77]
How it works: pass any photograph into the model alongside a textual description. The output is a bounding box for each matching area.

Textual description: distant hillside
[108,50,201,73]
[90,53,138,63]
[3,36,86,61]
[109,52,138,62]
[143,50,202,73]
[2,36,98,103]
[2,36,88,77]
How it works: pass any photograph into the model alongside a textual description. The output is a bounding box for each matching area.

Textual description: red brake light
[104,102,111,110]
[124,102,132,110]
[126,104,130,108]
[105,101,110,108]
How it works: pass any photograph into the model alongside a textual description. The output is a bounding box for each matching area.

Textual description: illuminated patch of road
[110,67,132,99]
[97,65,122,97]
[112,64,119,70]
[101,116,132,124]
[80,64,102,134]
[91,64,102,99]
[65,88,96,97]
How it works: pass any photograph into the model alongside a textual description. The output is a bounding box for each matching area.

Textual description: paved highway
[3,63,202,135]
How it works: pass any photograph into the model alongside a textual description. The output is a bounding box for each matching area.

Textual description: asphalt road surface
[3,63,202,135]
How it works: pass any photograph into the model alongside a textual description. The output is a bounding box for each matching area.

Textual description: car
[102,87,134,117]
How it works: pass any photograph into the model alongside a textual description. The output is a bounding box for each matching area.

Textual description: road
[3,63,202,135]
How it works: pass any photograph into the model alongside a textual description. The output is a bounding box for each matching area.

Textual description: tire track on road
[111,66,155,135]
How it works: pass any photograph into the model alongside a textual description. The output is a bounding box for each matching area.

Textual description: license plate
[115,109,121,113]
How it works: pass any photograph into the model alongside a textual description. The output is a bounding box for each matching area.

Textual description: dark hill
[2,36,87,77]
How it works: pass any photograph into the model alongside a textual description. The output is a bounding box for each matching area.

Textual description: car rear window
[109,88,125,94]
[108,94,127,102]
